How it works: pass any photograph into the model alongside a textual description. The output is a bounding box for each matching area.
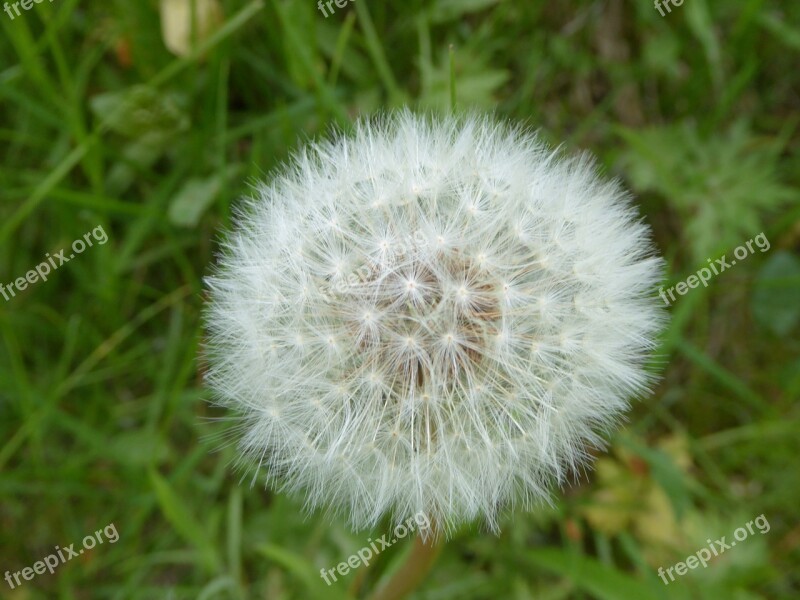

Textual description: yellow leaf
[581,457,641,534]
[634,485,683,565]
[160,0,223,57]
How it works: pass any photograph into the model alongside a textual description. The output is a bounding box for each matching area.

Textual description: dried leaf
[160,0,223,58]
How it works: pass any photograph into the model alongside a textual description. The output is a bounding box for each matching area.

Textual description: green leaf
[429,0,499,23]
[256,543,351,600]
[168,175,224,228]
[758,13,800,51]
[751,250,800,336]
[527,548,661,600]
[418,45,509,110]
[684,0,722,91]
[149,469,221,572]
[618,122,793,263]
[197,576,238,600]
[89,85,189,138]
[109,430,169,467]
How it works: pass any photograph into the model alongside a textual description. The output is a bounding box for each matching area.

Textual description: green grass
[1,0,799,598]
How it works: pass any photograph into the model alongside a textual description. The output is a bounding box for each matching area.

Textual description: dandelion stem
[448,44,457,113]
[366,531,444,600]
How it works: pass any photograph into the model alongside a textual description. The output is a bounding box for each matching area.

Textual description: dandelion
[204,112,666,545]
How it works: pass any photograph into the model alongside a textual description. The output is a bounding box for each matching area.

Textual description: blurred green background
[1,0,799,598]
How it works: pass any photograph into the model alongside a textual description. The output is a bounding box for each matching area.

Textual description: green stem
[366,531,444,600]
[449,44,457,113]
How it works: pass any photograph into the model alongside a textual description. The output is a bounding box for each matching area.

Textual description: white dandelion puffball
[205,111,666,537]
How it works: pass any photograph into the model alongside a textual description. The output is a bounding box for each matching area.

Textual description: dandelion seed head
[205,111,666,537]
